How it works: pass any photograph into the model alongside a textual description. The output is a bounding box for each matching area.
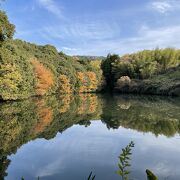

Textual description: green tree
[101,54,119,91]
[0,10,15,41]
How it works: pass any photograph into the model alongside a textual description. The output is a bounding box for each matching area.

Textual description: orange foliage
[77,72,85,82]
[31,58,54,95]
[86,71,98,91]
[88,94,98,114]
[77,71,98,92]
[59,74,72,94]
[77,72,87,92]
[77,94,98,114]
[33,99,53,135]
[59,94,72,113]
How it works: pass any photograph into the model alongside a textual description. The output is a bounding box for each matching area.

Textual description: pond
[0,94,180,180]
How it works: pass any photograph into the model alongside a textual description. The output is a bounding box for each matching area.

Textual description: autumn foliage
[59,94,72,113]
[59,75,72,94]
[77,71,99,92]
[33,99,53,135]
[0,39,104,100]
[31,58,54,96]
[86,71,98,91]
[77,72,87,93]
[77,94,98,114]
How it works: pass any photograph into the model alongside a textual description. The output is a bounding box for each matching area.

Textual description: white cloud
[43,20,120,41]
[151,1,172,13]
[60,24,180,55]
[24,1,180,56]
[150,0,180,14]
[62,47,78,51]
[37,23,180,56]
[36,159,65,177]
[37,0,64,19]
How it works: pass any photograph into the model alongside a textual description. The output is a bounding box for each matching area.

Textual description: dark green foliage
[117,141,135,180]
[0,152,10,180]
[114,65,180,96]
[101,54,119,91]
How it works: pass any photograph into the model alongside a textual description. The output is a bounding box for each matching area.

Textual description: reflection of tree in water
[0,150,10,180]
[77,94,99,115]
[0,94,179,178]
[0,94,102,178]
[33,99,53,136]
[78,120,91,127]
[59,94,72,113]
[101,95,180,137]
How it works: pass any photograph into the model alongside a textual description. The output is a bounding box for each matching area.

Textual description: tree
[59,74,72,94]
[0,10,15,41]
[0,63,23,100]
[31,58,54,96]
[101,54,119,91]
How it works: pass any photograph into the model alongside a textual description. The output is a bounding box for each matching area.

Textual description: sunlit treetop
[0,10,15,41]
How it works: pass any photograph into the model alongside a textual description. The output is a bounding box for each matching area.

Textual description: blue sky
[1,0,180,55]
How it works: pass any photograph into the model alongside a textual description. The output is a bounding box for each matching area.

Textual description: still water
[0,94,180,180]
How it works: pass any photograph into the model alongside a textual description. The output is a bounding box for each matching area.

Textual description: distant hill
[73,55,105,61]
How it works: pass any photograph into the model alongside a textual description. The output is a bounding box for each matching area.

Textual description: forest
[0,10,180,100]
[101,50,180,96]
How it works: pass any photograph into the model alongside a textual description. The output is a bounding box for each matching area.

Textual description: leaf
[146,169,158,180]
[92,175,96,180]
[124,171,130,175]
[88,172,93,180]
[117,141,135,180]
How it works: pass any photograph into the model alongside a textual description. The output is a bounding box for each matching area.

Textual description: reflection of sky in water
[6,121,180,180]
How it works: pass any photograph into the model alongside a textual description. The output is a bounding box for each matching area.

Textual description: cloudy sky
[1,0,180,55]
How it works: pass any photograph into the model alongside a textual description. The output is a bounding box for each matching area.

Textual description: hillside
[0,39,104,100]
[74,56,105,61]
[102,50,180,96]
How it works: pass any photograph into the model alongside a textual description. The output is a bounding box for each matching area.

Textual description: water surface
[0,94,180,180]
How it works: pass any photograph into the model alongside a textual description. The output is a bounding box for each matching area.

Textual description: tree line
[0,9,180,100]
[101,49,180,91]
